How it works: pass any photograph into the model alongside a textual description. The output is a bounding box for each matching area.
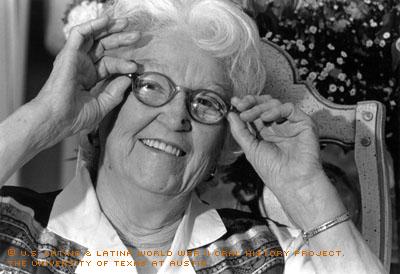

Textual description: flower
[307,72,317,81]
[327,43,335,50]
[349,88,356,96]
[383,32,391,39]
[296,39,303,46]
[329,84,337,93]
[384,87,393,94]
[300,59,309,66]
[299,67,309,75]
[337,57,344,65]
[63,0,105,39]
[338,73,346,81]
[366,39,373,47]
[320,71,329,78]
[370,19,377,28]
[298,44,306,52]
[326,62,335,71]
[340,51,348,58]
[379,40,386,47]
[309,26,317,34]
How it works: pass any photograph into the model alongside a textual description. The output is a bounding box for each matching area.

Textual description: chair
[200,39,393,270]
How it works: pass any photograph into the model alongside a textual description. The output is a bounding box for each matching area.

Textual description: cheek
[196,124,227,158]
[104,96,158,171]
[182,124,227,187]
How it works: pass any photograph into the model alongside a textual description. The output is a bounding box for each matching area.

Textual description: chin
[132,171,186,195]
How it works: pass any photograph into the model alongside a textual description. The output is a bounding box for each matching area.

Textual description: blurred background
[0,0,399,272]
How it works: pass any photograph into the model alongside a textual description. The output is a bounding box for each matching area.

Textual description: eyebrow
[134,58,232,97]
[135,58,167,70]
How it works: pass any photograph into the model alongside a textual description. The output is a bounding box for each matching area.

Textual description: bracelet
[302,211,351,243]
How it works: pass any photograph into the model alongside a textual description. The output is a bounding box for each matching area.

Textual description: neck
[96,166,191,248]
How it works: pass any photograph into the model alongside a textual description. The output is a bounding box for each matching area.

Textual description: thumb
[227,112,257,154]
[96,76,131,119]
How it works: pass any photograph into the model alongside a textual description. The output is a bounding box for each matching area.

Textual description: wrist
[18,100,63,151]
[276,171,347,231]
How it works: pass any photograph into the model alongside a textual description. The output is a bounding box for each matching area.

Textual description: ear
[217,130,243,167]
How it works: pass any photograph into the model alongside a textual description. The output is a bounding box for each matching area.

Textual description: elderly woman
[0,0,385,273]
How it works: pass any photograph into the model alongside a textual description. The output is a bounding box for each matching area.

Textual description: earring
[205,166,217,182]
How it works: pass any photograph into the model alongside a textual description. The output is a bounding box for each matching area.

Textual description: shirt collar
[47,162,227,273]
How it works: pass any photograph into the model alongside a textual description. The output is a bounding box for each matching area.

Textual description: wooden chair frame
[259,39,393,270]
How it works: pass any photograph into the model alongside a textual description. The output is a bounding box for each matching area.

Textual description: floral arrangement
[253,0,400,141]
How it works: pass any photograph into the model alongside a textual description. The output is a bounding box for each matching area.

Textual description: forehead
[109,29,231,95]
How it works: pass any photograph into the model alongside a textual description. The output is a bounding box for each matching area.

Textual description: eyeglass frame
[126,71,234,125]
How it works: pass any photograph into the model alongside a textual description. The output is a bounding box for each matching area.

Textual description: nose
[158,91,192,132]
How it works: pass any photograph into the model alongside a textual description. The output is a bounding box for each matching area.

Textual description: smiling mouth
[139,138,186,157]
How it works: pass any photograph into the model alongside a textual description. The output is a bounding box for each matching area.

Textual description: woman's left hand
[227,95,325,200]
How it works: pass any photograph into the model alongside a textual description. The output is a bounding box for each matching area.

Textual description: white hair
[105,0,266,99]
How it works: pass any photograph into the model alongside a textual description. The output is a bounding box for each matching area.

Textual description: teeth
[141,139,184,157]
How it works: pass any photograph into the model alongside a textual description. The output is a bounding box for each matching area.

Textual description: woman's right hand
[33,16,140,147]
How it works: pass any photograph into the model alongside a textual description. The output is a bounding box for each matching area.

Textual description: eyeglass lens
[132,73,228,124]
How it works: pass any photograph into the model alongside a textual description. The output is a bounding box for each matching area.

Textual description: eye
[193,92,225,111]
[136,80,165,94]
[133,79,171,106]
[191,92,228,124]
[196,97,218,109]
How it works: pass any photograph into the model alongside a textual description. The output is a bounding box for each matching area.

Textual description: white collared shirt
[40,164,315,274]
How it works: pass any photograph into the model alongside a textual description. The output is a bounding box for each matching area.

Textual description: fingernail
[261,111,273,120]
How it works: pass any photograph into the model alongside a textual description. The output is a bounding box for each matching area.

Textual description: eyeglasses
[127,72,232,125]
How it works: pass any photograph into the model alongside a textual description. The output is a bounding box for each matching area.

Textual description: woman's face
[101,30,231,195]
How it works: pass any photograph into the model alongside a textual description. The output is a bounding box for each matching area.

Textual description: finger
[91,31,141,61]
[231,94,272,112]
[260,102,308,123]
[96,57,138,80]
[239,99,281,122]
[227,112,257,154]
[97,76,131,119]
[66,16,110,50]
[66,17,129,52]
[94,18,129,40]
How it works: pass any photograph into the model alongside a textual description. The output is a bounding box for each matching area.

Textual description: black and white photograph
[0,0,399,273]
